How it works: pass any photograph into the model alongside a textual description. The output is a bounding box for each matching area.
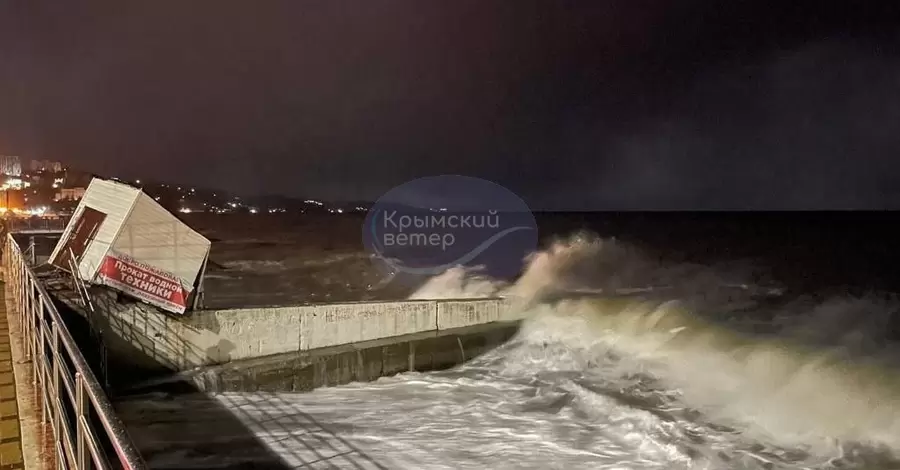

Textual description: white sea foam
[127,233,900,468]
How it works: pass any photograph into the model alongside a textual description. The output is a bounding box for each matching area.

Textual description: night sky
[1,1,899,210]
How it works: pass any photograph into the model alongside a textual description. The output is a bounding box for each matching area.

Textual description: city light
[1,178,30,190]
[0,206,51,216]
[0,157,341,219]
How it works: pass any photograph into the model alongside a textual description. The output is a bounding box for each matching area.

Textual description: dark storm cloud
[1,1,898,209]
[548,43,900,210]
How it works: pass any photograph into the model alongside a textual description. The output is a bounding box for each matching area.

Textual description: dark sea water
[534,212,900,293]
[117,212,900,469]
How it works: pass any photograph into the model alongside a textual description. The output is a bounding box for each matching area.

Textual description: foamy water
[121,234,900,469]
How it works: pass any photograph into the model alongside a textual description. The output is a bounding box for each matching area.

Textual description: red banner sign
[97,251,188,314]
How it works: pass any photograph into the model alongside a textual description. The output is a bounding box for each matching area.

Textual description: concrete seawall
[45,280,518,374]
[133,321,520,394]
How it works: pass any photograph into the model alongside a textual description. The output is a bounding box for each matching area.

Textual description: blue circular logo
[363,175,538,282]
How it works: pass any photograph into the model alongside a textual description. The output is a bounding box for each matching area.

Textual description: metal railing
[67,248,109,390]
[4,234,146,470]
[2,215,72,235]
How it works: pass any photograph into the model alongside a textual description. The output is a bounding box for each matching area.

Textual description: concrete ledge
[124,320,521,394]
[73,288,514,371]
[436,299,503,329]
[299,300,438,350]
[172,306,303,365]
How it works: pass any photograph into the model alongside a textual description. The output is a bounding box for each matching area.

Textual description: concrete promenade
[0,286,24,469]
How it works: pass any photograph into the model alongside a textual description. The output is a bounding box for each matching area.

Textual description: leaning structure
[48,178,211,314]
[39,177,518,392]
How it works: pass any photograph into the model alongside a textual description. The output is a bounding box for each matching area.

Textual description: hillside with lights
[0,155,369,220]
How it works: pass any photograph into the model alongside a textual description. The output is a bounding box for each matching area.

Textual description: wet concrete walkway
[0,285,24,469]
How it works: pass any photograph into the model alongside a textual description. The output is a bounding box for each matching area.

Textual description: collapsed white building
[48,178,211,314]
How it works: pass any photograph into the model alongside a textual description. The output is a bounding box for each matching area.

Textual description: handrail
[2,216,71,234]
[4,233,146,470]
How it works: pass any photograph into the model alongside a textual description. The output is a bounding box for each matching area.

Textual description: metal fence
[2,216,71,235]
[4,234,146,469]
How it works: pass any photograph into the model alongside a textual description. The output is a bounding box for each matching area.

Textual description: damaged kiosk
[48,177,211,314]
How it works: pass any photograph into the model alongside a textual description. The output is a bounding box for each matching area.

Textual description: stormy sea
[115,212,900,469]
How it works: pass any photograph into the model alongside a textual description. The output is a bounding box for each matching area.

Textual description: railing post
[28,236,35,265]
[24,274,32,359]
[38,289,47,425]
[75,372,89,470]
[51,321,61,446]
[29,281,38,386]
[22,263,29,363]
[31,283,39,367]
[16,257,22,319]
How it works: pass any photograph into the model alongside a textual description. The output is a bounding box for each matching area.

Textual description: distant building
[0,156,22,176]
[55,187,86,201]
[0,189,25,210]
[1,177,30,190]
[30,159,63,172]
